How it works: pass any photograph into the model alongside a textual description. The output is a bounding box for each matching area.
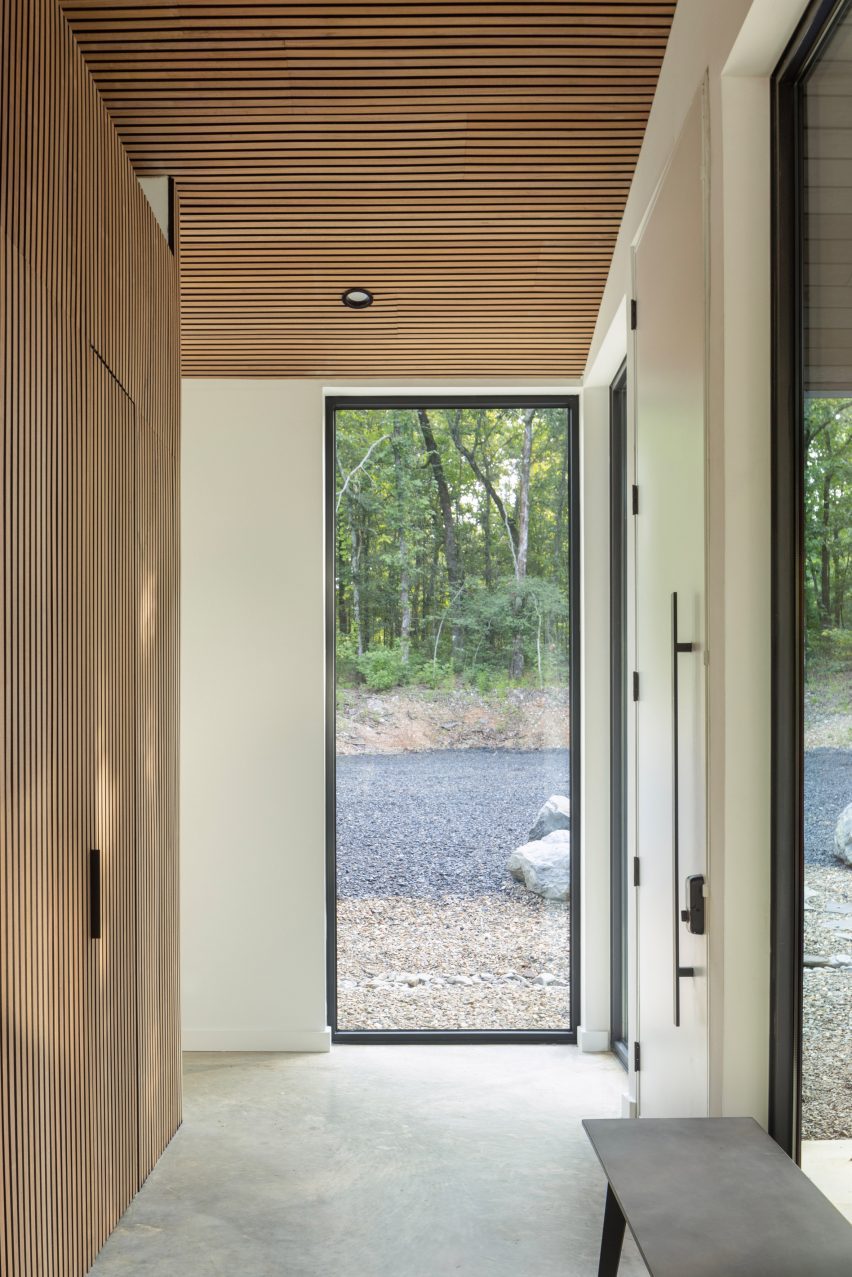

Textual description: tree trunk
[426,533,440,647]
[343,500,364,656]
[361,526,371,650]
[337,436,391,659]
[447,410,518,550]
[554,408,570,576]
[516,409,533,578]
[392,414,412,663]
[821,470,832,625]
[418,408,463,659]
[483,457,494,588]
[510,409,535,679]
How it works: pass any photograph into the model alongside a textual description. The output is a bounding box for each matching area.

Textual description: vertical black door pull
[90,849,101,940]
[671,592,696,1025]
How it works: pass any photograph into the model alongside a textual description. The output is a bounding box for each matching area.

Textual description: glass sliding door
[773,1,852,1178]
[326,397,580,1039]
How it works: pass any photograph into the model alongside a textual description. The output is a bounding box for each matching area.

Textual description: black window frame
[770,0,851,1158]
[609,361,629,1069]
[325,394,582,1044]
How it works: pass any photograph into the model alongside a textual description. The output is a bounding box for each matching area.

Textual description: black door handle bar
[671,591,696,1026]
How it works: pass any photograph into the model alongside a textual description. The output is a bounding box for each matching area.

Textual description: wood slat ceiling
[60,1,676,377]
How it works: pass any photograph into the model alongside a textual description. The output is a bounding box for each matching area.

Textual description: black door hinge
[634,1042,641,1072]
[630,299,637,330]
[632,671,639,702]
[633,857,640,887]
[632,484,639,515]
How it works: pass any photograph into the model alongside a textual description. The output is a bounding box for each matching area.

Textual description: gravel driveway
[335,748,570,900]
[805,748,852,865]
[336,745,849,882]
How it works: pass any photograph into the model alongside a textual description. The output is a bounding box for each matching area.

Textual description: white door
[631,87,708,1117]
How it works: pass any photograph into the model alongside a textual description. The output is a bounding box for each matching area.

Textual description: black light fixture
[341,287,373,309]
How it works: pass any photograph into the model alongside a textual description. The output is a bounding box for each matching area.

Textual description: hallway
[89,1047,645,1276]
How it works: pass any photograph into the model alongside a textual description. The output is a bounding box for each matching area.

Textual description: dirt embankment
[335,687,570,755]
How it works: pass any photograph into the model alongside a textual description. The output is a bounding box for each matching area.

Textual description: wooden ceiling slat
[61,0,675,377]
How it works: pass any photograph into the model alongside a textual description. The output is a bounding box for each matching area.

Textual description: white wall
[584,0,807,1120]
[179,4,810,1084]
[181,379,329,1051]
[577,383,615,1054]
[180,376,589,1051]
[137,174,170,243]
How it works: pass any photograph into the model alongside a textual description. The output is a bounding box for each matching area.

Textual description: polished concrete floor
[803,1140,852,1225]
[90,1046,647,1275]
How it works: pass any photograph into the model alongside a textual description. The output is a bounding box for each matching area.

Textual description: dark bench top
[583,1117,852,1277]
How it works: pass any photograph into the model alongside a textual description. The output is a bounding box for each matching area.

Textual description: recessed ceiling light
[341,288,373,309]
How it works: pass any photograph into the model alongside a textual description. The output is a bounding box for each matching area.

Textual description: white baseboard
[182,1027,332,1053]
[577,1026,610,1053]
[621,1091,638,1118]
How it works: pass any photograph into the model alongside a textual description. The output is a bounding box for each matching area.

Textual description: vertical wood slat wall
[1,3,181,1274]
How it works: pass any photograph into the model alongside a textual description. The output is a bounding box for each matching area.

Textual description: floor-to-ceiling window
[326,397,580,1039]
[773,0,852,1188]
[801,6,852,1173]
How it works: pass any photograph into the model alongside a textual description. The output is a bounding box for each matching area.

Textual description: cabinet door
[136,426,182,1182]
[0,248,98,1277]
[86,353,139,1251]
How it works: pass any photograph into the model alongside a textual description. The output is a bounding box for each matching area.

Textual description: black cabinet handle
[671,592,695,1026]
[90,849,101,940]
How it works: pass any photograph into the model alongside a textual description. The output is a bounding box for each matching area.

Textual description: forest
[805,397,852,666]
[334,405,573,692]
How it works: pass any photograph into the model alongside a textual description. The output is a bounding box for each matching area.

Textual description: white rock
[507,837,570,901]
[528,794,571,842]
[535,972,557,986]
[834,803,852,866]
[804,952,852,969]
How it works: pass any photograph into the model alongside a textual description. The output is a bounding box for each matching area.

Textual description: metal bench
[583,1117,852,1276]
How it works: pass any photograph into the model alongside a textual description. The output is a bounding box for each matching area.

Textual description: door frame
[629,84,711,1117]
[770,0,850,1159]
[325,393,581,1043]
[609,361,629,1068]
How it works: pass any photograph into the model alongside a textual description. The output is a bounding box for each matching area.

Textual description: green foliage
[802,398,852,740]
[335,633,360,685]
[355,642,407,691]
[804,397,852,642]
[474,668,492,694]
[813,627,852,656]
[334,404,574,687]
[417,660,455,691]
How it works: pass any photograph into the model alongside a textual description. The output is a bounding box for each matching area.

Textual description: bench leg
[598,1184,626,1277]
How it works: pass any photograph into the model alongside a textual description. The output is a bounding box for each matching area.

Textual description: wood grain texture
[1,3,181,1274]
[59,0,676,377]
